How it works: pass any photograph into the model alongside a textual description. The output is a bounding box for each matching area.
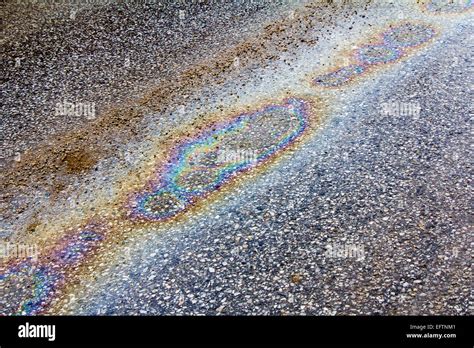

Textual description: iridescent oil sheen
[129,98,310,221]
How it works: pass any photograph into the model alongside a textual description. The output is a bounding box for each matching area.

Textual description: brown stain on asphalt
[62,150,98,174]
